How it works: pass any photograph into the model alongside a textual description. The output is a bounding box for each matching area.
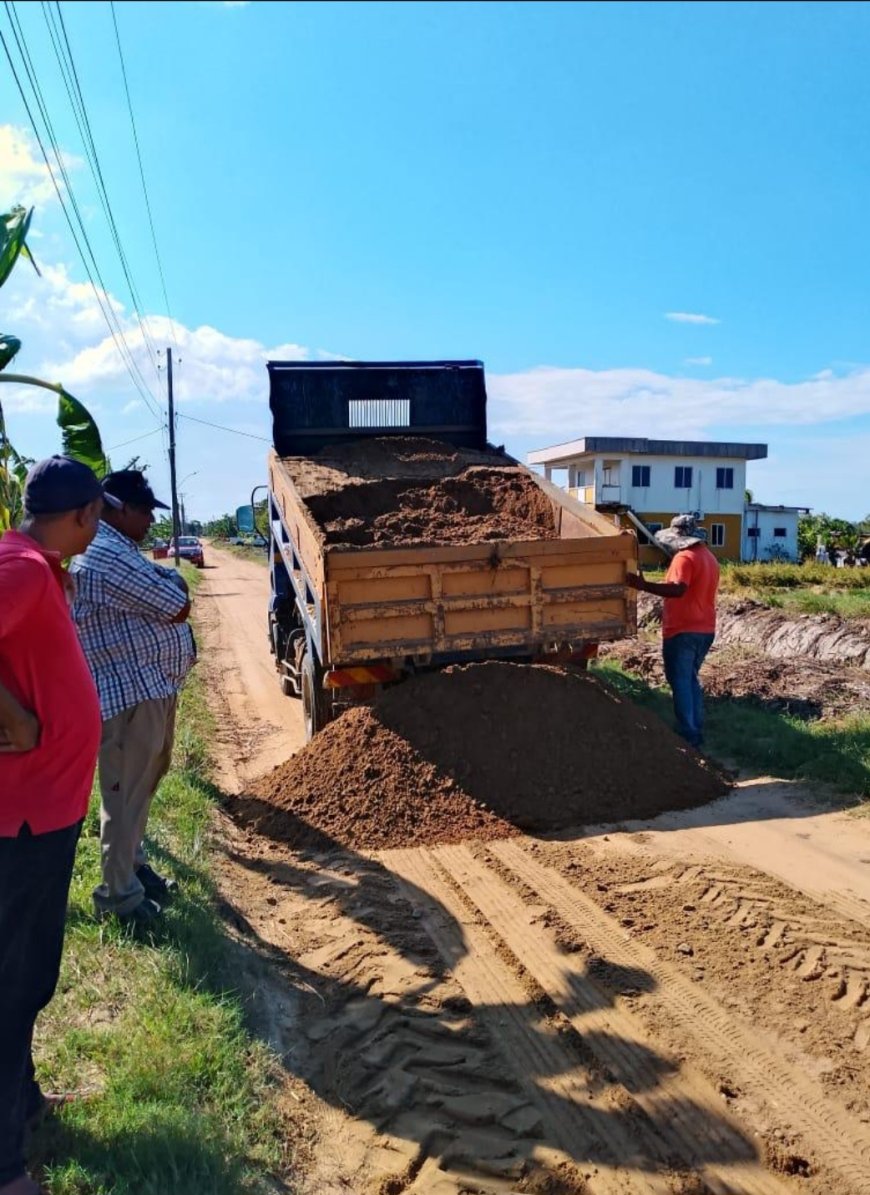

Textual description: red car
[152,539,169,560]
[167,536,205,568]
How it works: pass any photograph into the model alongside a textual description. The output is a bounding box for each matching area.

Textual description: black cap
[102,470,170,510]
[23,455,121,516]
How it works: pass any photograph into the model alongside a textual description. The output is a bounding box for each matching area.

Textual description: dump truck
[265,359,637,739]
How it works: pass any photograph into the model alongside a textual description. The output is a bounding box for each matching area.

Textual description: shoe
[135,863,178,902]
[117,897,163,936]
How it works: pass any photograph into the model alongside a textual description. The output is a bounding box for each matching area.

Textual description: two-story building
[527,436,770,561]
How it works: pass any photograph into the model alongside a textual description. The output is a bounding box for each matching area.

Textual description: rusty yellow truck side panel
[270,450,637,667]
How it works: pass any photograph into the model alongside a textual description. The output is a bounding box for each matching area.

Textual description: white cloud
[684,356,712,366]
[488,364,870,441]
[665,311,720,326]
[0,125,81,209]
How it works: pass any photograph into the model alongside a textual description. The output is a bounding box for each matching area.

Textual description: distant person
[627,514,720,750]
[0,457,112,1195]
[71,471,196,933]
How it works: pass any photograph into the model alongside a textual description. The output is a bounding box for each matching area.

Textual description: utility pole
[166,347,181,567]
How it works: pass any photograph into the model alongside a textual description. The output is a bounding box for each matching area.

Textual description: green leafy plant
[0,205,107,528]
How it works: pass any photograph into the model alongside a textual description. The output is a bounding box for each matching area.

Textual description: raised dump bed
[265,361,637,737]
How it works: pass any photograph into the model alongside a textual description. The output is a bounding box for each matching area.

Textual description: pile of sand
[286,437,560,548]
[231,663,729,851]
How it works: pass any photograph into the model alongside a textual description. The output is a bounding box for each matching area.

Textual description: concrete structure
[743,504,809,563]
[527,437,773,561]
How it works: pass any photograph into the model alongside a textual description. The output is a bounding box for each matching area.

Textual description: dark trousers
[662,632,715,748]
[0,820,82,1185]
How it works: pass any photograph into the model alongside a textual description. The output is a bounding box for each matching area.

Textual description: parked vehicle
[152,539,169,560]
[168,536,205,568]
[265,360,637,741]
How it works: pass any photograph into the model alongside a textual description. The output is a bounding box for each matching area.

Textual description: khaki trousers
[92,695,177,916]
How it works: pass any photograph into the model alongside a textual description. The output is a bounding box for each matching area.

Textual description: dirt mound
[231,663,728,850]
[286,436,559,548]
[602,637,870,720]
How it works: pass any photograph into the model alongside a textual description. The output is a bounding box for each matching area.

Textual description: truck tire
[301,649,330,741]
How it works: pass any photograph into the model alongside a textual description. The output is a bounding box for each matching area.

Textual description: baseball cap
[102,470,170,510]
[23,455,122,516]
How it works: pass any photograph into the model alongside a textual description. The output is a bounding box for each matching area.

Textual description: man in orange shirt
[627,514,720,749]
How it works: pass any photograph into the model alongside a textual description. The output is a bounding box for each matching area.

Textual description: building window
[632,465,650,488]
[773,527,787,538]
[710,523,725,547]
[675,466,693,489]
[716,467,734,490]
[575,470,586,487]
[747,527,760,538]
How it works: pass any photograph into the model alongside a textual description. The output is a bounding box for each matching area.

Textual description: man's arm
[0,681,39,752]
[97,552,192,623]
[626,572,688,599]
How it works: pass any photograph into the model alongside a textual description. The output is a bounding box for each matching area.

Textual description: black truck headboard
[267,360,488,457]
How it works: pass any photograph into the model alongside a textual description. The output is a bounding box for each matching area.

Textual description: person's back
[662,542,720,641]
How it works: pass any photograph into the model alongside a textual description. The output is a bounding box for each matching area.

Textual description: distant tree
[798,513,857,561]
[204,513,236,539]
[744,488,754,504]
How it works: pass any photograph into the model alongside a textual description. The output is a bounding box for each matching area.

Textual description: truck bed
[269,444,636,667]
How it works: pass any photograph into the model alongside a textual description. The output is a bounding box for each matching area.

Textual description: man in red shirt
[627,514,720,749]
[0,456,114,1195]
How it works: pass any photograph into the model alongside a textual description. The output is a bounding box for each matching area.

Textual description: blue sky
[2,0,870,519]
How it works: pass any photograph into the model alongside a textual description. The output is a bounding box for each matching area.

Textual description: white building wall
[565,453,746,516]
[743,509,800,563]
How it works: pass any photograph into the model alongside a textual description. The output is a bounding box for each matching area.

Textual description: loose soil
[230,662,728,850]
[601,637,870,721]
[284,436,560,548]
[198,547,870,1195]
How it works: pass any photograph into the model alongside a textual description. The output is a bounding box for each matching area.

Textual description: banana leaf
[0,334,21,372]
[0,207,37,288]
[57,390,110,479]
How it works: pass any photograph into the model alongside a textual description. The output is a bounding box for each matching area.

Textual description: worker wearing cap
[627,514,720,750]
[70,471,196,932]
[0,457,109,1195]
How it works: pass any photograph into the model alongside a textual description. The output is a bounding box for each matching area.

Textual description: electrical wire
[108,426,165,451]
[178,412,271,442]
[109,0,179,357]
[45,0,162,381]
[1,4,163,421]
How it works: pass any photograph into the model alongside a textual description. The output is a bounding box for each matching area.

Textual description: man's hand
[626,571,643,591]
[0,707,40,753]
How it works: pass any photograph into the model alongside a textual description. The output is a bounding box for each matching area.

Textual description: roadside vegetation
[30,569,287,1195]
[595,657,870,800]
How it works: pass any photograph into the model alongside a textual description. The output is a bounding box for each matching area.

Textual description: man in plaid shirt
[71,470,196,932]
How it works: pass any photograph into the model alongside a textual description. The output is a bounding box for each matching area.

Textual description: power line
[108,426,164,451]
[1,4,163,421]
[44,0,162,381]
[109,0,179,357]
[178,412,271,443]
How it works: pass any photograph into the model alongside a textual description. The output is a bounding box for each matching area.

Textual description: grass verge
[593,658,870,800]
[215,542,269,567]
[30,567,288,1195]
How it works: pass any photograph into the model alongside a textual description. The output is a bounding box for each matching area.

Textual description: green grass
[594,658,870,801]
[642,561,870,619]
[30,567,288,1195]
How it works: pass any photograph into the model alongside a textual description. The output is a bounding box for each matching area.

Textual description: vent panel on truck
[267,360,488,456]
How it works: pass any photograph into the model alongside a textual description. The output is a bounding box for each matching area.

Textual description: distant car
[250,534,267,548]
[152,539,169,560]
[168,536,205,568]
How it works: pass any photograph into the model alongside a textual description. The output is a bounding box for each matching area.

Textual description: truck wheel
[301,650,329,741]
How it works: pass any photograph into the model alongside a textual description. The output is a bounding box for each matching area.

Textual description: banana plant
[0,205,107,529]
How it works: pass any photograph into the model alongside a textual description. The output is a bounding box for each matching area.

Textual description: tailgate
[324,537,635,663]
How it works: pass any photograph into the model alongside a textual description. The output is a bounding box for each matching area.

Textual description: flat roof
[528,436,768,465]
[746,503,810,513]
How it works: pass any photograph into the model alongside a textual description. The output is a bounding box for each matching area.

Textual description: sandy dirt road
[197,544,870,1195]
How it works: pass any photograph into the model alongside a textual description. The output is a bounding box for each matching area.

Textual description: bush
[720,562,870,591]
